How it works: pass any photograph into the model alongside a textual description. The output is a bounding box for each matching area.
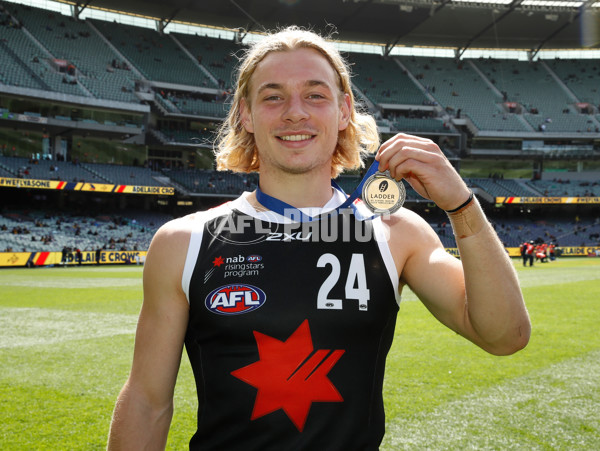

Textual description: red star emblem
[231,320,344,432]
[212,256,224,267]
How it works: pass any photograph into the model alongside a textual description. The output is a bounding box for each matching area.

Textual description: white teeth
[279,134,312,141]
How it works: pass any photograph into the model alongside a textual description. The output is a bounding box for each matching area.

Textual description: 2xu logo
[206,284,267,315]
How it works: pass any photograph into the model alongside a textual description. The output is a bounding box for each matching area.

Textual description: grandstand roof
[72,0,599,53]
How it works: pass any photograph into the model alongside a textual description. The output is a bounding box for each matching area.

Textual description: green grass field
[1,258,599,449]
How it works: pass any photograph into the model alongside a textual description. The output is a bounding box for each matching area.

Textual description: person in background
[548,242,556,261]
[525,240,535,267]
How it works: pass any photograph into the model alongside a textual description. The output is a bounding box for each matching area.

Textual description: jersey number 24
[316,253,370,311]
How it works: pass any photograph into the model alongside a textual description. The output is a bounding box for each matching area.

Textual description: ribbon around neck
[255,161,381,222]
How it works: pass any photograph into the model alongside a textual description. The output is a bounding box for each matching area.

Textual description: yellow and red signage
[497,196,600,204]
[0,177,175,195]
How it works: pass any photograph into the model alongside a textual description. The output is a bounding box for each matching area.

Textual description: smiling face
[240,48,351,177]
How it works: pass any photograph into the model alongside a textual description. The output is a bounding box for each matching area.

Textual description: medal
[361,170,405,215]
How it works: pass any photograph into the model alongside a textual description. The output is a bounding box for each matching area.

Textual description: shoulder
[151,201,236,248]
[143,215,197,286]
[151,213,198,249]
[383,207,441,247]
[381,207,445,278]
[146,201,237,270]
[145,209,218,274]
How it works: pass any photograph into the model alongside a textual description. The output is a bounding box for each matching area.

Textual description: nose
[283,95,309,123]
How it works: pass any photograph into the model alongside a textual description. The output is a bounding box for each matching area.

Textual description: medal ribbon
[255,161,381,222]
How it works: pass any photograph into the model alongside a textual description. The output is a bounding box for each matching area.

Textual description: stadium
[0,0,599,449]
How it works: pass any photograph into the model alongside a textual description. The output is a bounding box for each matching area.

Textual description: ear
[338,93,351,131]
[240,98,254,133]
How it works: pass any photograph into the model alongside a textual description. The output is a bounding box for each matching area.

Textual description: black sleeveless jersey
[182,192,401,450]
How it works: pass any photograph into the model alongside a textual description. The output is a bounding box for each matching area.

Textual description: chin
[278,164,316,175]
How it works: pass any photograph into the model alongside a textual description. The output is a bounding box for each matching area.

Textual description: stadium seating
[2,197,598,254]
[3,151,598,202]
[526,179,599,197]
[0,163,12,177]
[160,92,229,118]
[0,155,167,186]
[1,2,142,102]
[82,163,165,186]
[398,56,529,132]
[90,19,208,87]
[544,58,600,107]
[164,169,258,195]
[0,209,169,253]
[468,177,538,197]
[0,155,107,183]
[0,14,57,91]
[473,58,597,133]
[154,92,180,113]
[490,217,600,248]
[346,52,428,106]
[0,0,599,249]
[172,33,241,90]
[1,1,599,138]
[391,116,450,134]
[154,128,216,145]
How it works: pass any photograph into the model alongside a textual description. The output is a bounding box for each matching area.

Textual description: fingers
[376,133,443,181]
[377,133,437,156]
[376,134,441,176]
[383,146,437,179]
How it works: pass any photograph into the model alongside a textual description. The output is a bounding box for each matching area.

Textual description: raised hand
[375,133,470,212]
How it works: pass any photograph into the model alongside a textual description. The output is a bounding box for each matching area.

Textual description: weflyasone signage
[0,177,174,195]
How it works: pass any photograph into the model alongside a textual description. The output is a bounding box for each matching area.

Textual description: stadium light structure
[7,0,600,58]
[380,0,598,10]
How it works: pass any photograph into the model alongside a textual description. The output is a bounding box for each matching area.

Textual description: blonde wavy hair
[214,26,380,178]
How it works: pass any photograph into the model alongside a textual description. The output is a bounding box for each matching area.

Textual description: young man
[108,27,530,450]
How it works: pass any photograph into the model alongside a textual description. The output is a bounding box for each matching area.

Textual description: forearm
[107,383,173,451]
[449,198,530,355]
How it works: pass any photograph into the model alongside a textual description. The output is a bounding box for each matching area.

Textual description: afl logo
[246,255,262,262]
[205,284,267,315]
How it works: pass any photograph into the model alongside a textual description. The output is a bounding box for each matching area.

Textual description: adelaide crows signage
[0,177,174,195]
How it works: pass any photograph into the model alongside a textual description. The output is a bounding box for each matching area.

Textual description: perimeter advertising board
[0,177,175,195]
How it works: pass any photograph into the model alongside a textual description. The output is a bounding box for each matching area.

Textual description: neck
[255,168,333,209]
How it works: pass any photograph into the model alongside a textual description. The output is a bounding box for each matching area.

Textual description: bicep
[403,245,468,333]
[395,215,470,337]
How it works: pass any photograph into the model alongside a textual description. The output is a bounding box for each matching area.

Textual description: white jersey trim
[372,216,402,306]
[181,201,235,304]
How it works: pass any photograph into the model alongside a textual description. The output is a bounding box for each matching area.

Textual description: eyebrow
[256,79,331,95]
